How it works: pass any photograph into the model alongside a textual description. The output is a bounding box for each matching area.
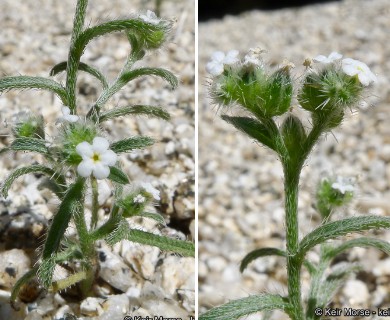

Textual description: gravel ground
[199,0,390,319]
[0,0,195,319]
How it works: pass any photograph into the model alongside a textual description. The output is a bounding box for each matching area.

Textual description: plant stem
[91,177,99,229]
[66,0,88,112]
[73,197,96,297]
[284,165,304,320]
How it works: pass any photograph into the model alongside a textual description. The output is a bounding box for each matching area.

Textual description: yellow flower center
[92,153,100,162]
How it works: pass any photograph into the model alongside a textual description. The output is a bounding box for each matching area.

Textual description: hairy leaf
[240,247,286,273]
[199,294,292,320]
[42,178,85,260]
[96,68,177,108]
[50,61,108,89]
[110,136,154,153]
[136,212,166,225]
[107,220,194,257]
[299,216,390,259]
[325,237,390,261]
[0,76,68,104]
[221,115,275,151]
[10,137,49,155]
[38,178,67,199]
[73,19,169,60]
[1,165,63,198]
[37,254,57,288]
[108,166,130,184]
[99,105,170,122]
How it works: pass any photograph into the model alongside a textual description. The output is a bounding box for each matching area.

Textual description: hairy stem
[91,177,99,230]
[66,0,89,112]
[284,166,304,320]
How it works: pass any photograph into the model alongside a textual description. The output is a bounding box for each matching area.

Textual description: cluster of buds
[206,49,376,130]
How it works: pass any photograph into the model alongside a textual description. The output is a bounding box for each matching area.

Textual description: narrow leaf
[108,166,130,184]
[10,137,49,155]
[325,237,390,261]
[240,247,286,273]
[299,216,390,259]
[107,220,194,257]
[37,255,57,288]
[199,294,291,320]
[136,212,166,225]
[42,178,85,259]
[99,105,170,122]
[1,165,60,198]
[0,76,67,104]
[74,19,168,59]
[96,68,177,108]
[38,178,67,199]
[221,115,275,151]
[110,136,154,153]
[50,61,109,89]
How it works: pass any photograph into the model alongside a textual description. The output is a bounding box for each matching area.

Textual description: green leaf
[0,76,68,105]
[95,68,177,108]
[74,19,169,59]
[10,267,38,307]
[110,136,154,153]
[99,105,170,122]
[50,61,109,89]
[108,166,130,184]
[107,220,194,257]
[42,178,85,260]
[299,216,390,259]
[240,247,286,273]
[10,137,49,155]
[1,165,63,198]
[307,262,360,320]
[37,254,57,288]
[135,212,166,225]
[199,294,292,320]
[325,237,390,261]
[221,115,275,151]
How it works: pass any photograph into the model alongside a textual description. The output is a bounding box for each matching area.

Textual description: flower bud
[281,114,306,161]
[58,121,98,165]
[316,176,354,220]
[12,112,45,139]
[298,67,363,113]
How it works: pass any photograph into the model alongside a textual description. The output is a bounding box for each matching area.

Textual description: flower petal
[61,106,71,116]
[223,50,239,65]
[93,163,110,179]
[313,55,328,63]
[77,159,93,177]
[329,52,342,61]
[358,73,370,86]
[100,150,117,166]
[92,137,110,152]
[206,61,224,76]
[66,115,79,123]
[210,51,225,63]
[76,141,94,158]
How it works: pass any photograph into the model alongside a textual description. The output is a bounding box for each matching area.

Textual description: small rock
[100,294,130,320]
[80,297,103,317]
[0,249,30,289]
[342,279,369,306]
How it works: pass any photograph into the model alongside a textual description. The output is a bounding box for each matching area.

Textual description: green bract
[0,0,194,307]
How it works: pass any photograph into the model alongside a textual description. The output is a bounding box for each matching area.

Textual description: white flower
[141,182,160,201]
[134,194,146,204]
[76,137,117,179]
[206,50,239,76]
[243,47,265,67]
[331,176,354,194]
[341,58,377,86]
[60,106,79,123]
[313,52,342,64]
[139,10,160,25]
